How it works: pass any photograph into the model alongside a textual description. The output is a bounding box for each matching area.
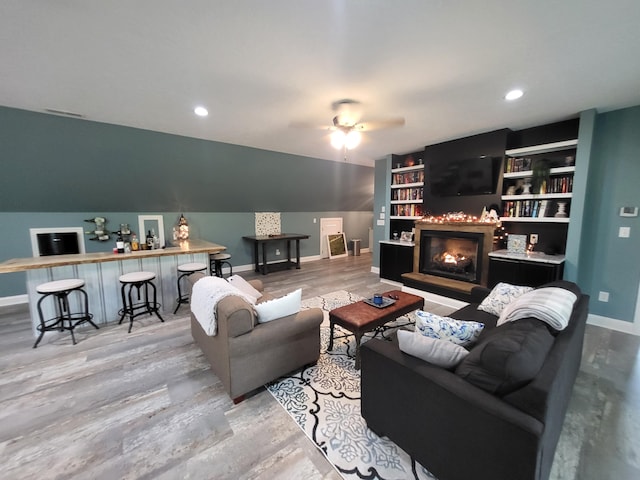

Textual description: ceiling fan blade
[289,120,333,130]
[357,117,406,131]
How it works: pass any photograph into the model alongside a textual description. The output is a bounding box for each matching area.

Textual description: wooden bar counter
[0,239,226,336]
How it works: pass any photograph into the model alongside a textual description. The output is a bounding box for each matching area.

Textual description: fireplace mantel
[402,222,497,301]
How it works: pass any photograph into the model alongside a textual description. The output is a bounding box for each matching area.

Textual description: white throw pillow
[398,330,469,368]
[254,288,302,323]
[477,282,534,316]
[497,287,577,331]
[227,275,261,304]
[415,310,484,346]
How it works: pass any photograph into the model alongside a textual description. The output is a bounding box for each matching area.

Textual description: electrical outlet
[275,249,280,256]
[530,233,538,244]
[598,291,609,302]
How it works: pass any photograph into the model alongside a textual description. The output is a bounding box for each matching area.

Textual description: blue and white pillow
[415,310,484,346]
[477,282,534,317]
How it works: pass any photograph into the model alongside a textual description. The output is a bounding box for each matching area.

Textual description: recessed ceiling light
[505,89,524,101]
[194,106,209,117]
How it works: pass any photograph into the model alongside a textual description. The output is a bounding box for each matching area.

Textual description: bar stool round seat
[34,278,99,348]
[118,271,164,333]
[174,262,208,313]
[210,252,233,278]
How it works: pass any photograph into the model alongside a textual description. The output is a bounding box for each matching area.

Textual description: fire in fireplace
[419,230,484,283]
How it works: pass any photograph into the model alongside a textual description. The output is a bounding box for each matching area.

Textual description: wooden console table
[242,234,309,275]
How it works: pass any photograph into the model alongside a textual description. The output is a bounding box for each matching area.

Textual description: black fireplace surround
[419,230,484,284]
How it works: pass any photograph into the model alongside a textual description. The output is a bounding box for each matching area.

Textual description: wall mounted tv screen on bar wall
[428,156,502,197]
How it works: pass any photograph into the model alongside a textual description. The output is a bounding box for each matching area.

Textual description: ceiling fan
[291,99,405,157]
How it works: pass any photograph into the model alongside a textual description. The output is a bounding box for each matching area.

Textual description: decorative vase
[555,202,568,218]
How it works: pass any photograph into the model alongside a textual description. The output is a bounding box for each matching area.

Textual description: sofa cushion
[255,288,302,323]
[477,282,534,316]
[497,287,577,331]
[455,318,555,396]
[397,330,469,368]
[227,275,262,303]
[415,310,484,346]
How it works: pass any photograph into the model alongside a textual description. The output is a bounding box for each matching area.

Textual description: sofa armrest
[470,285,491,303]
[361,338,544,480]
[217,295,256,337]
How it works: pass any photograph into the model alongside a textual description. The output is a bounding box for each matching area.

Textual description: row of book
[545,175,573,194]
[504,157,532,173]
[391,187,423,201]
[392,204,424,217]
[503,200,552,218]
[392,171,424,185]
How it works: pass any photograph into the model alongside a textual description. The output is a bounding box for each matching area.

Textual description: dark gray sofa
[361,280,589,480]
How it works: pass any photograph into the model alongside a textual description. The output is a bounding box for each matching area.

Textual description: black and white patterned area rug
[266,290,436,480]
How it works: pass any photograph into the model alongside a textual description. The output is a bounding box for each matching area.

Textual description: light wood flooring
[1,253,639,479]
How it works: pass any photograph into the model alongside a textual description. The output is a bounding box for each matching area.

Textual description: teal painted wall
[564,110,596,281]
[577,105,640,322]
[0,106,375,297]
[372,155,392,268]
[0,106,373,212]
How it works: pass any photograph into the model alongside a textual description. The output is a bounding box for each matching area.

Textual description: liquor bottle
[147,230,154,249]
[116,232,125,254]
[131,234,139,251]
[152,230,160,249]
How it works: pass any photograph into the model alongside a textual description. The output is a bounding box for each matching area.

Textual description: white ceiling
[2,1,640,167]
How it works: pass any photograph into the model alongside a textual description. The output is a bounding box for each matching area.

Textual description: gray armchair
[188,272,323,402]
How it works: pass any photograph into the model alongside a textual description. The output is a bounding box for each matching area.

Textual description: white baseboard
[588,313,640,336]
[0,294,28,307]
[370,266,380,274]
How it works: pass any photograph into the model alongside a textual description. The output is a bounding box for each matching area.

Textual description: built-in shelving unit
[390,164,424,219]
[501,139,577,223]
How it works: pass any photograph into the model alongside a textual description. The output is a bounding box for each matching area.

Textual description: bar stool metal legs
[118,271,164,333]
[174,262,208,314]
[210,253,233,278]
[34,278,98,348]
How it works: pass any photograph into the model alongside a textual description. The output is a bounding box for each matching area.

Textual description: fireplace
[402,222,496,301]
[419,230,483,283]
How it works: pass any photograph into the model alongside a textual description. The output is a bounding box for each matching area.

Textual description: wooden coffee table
[328,290,424,369]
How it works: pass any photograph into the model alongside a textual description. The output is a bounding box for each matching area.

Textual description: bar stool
[174,262,208,313]
[210,252,233,278]
[34,278,99,348]
[118,271,164,333]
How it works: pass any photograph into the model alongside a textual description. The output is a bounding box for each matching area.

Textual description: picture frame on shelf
[138,215,165,247]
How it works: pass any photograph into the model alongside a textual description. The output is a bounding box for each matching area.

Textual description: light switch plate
[619,226,631,238]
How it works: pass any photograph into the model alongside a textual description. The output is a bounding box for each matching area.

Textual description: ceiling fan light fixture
[330,129,362,150]
[345,130,362,149]
[330,130,347,149]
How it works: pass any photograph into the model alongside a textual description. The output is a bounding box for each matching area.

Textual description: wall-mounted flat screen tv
[428,156,502,197]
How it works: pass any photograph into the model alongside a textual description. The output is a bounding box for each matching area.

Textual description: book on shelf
[505,157,533,173]
[538,200,548,218]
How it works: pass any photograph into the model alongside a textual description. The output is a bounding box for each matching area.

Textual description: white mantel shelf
[489,249,565,265]
[379,240,415,247]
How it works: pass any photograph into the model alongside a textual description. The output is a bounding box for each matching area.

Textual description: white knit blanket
[190,276,255,336]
